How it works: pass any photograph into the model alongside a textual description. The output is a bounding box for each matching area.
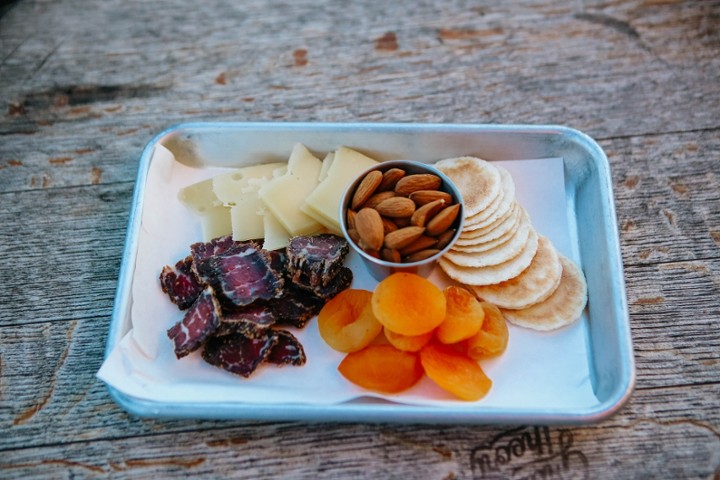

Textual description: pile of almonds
[345,166,462,263]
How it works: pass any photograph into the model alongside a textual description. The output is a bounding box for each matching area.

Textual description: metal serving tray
[103,122,634,424]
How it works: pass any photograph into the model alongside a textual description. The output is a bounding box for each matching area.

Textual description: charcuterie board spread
[159,144,587,401]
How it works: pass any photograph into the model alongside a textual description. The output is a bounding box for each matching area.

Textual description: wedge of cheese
[258,143,324,236]
[178,178,231,240]
[318,151,335,182]
[262,211,292,251]
[212,163,286,241]
[303,146,379,232]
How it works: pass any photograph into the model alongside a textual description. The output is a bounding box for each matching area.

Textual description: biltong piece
[266,330,306,366]
[202,329,278,378]
[195,242,284,309]
[286,234,349,288]
[166,286,222,358]
[214,304,276,337]
[159,255,203,310]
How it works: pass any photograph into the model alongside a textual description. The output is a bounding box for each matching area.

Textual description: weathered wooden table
[1,0,718,478]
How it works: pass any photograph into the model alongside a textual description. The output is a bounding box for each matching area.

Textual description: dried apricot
[420,342,492,401]
[435,286,485,344]
[384,326,434,352]
[338,345,424,393]
[466,302,509,359]
[318,289,382,352]
[371,272,446,336]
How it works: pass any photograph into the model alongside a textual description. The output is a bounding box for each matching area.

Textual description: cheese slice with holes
[212,163,286,241]
[178,178,231,240]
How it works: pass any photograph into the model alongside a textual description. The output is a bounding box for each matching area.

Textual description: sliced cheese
[258,143,324,236]
[303,146,379,231]
[200,206,232,241]
[178,178,222,216]
[299,202,343,235]
[318,151,335,182]
[212,162,287,205]
[262,211,292,251]
[178,177,232,240]
[212,162,287,241]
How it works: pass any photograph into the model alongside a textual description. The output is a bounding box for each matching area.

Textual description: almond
[381,248,402,263]
[355,207,384,251]
[346,209,357,230]
[394,174,442,196]
[399,235,438,255]
[381,217,399,235]
[378,168,406,192]
[384,226,425,250]
[410,198,446,227]
[351,170,383,209]
[364,190,396,209]
[435,228,457,250]
[375,197,416,218]
[426,203,461,236]
[404,249,441,263]
[409,190,452,206]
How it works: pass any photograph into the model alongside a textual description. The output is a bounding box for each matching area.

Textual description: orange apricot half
[420,342,492,401]
[384,326,434,352]
[465,301,509,359]
[435,286,485,344]
[338,344,424,394]
[318,289,382,352]
[371,272,446,336]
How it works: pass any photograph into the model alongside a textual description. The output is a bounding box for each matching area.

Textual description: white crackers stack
[435,157,587,331]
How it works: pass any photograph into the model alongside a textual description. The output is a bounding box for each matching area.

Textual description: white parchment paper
[97,144,598,409]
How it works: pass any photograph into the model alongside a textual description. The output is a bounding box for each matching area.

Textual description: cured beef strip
[272,287,326,329]
[159,255,203,310]
[266,330,306,366]
[195,243,284,309]
[202,329,278,377]
[213,304,276,338]
[166,285,221,358]
[286,234,349,287]
[294,266,353,301]
[189,235,241,264]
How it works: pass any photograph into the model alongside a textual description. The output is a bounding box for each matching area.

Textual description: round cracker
[452,216,520,253]
[470,235,563,309]
[445,220,535,268]
[457,203,523,246]
[464,165,516,229]
[501,256,587,331]
[435,156,502,217]
[439,227,539,286]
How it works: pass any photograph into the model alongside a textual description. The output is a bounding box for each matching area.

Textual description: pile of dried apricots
[317,272,509,401]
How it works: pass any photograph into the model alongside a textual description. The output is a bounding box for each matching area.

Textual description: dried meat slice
[294,266,353,301]
[272,287,326,329]
[214,304,276,337]
[195,242,284,309]
[189,235,238,263]
[159,255,203,310]
[266,330,306,366]
[166,286,221,358]
[202,329,278,377]
[286,234,349,287]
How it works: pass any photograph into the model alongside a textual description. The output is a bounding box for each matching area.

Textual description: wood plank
[1,0,718,144]
[602,129,720,267]
[0,383,718,479]
[0,183,130,326]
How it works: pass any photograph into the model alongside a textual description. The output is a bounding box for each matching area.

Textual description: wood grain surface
[1,0,718,478]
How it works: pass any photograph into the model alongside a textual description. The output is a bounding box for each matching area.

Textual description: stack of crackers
[435,157,587,331]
